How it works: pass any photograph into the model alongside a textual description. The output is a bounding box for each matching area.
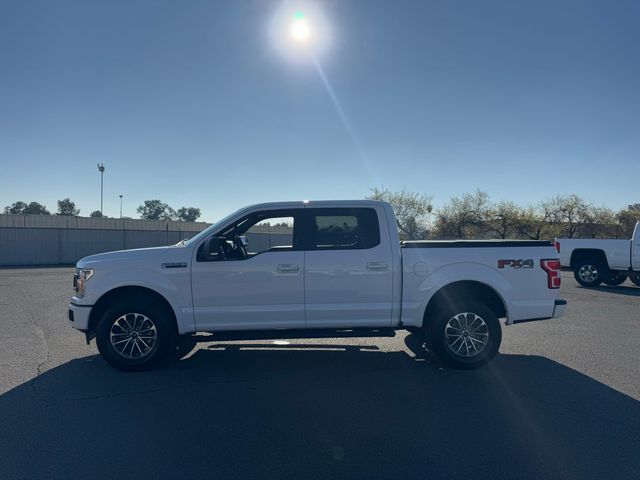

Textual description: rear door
[303,206,394,328]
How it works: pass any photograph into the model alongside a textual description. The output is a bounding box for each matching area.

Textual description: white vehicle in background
[68,200,566,372]
[556,221,640,287]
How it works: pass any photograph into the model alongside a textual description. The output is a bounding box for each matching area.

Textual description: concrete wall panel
[0,217,293,266]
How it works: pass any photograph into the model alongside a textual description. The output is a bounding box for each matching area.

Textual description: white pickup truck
[556,221,640,287]
[68,200,566,371]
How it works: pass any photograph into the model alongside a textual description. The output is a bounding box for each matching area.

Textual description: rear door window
[305,208,380,250]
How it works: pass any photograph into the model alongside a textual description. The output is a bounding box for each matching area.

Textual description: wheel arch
[570,249,609,270]
[422,280,507,328]
[88,285,178,333]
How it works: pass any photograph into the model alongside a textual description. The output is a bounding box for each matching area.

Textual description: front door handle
[366,261,388,271]
[277,264,300,273]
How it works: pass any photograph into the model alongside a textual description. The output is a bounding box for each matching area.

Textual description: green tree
[56,198,80,216]
[23,202,50,215]
[89,210,104,218]
[137,200,175,220]
[3,201,29,214]
[367,187,433,240]
[176,207,201,222]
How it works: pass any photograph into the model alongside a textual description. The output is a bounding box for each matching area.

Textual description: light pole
[119,194,123,219]
[97,163,105,215]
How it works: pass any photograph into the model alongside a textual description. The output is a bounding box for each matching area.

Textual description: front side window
[197,210,299,261]
[306,208,380,250]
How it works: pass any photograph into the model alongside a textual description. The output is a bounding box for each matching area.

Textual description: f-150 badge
[498,259,534,269]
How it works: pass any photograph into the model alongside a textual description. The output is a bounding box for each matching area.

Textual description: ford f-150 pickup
[556,221,640,287]
[68,200,566,371]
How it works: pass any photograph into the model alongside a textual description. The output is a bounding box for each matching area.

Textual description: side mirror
[201,236,226,261]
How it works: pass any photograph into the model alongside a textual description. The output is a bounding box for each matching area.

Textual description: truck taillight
[554,241,560,253]
[541,259,561,289]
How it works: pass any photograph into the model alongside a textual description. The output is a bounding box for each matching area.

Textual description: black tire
[426,301,502,369]
[96,298,177,372]
[629,273,640,286]
[603,273,627,286]
[573,259,606,287]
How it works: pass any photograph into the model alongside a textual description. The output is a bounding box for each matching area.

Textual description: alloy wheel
[109,313,158,360]
[444,312,490,358]
[578,264,598,283]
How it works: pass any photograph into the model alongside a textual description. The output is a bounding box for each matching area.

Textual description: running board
[191,327,398,343]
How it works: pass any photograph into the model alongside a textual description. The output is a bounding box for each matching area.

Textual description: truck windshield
[182,207,244,247]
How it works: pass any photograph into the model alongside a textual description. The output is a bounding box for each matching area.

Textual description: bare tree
[367,187,433,240]
[487,200,520,239]
[434,190,491,239]
[545,194,591,238]
[616,204,640,238]
[512,202,562,240]
[580,206,618,238]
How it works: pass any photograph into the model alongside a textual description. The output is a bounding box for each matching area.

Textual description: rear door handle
[277,264,300,273]
[366,261,388,271]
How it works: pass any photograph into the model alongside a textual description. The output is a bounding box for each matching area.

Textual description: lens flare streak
[312,58,371,173]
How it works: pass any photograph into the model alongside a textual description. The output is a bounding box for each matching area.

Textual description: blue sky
[1,0,639,222]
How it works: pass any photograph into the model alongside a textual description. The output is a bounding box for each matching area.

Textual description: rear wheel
[604,273,627,286]
[426,301,501,369]
[630,273,640,287]
[574,260,605,287]
[96,299,177,371]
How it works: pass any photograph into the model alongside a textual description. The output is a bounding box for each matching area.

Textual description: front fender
[81,267,194,334]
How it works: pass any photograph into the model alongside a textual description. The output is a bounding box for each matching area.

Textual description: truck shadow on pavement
[1,336,639,480]
[579,285,640,297]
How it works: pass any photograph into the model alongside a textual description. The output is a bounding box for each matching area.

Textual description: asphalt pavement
[0,268,638,479]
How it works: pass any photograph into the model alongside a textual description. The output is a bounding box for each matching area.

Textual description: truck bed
[400,239,560,326]
[402,240,553,248]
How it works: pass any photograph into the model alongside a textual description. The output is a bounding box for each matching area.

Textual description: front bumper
[68,303,92,331]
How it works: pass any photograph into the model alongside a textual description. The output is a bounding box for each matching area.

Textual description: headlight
[74,268,94,297]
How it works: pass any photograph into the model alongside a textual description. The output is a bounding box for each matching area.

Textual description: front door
[191,210,305,331]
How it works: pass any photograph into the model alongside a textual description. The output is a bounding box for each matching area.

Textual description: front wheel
[630,273,640,286]
[604,273,627,286]
[574,261,605,287]
[426,302,502,369]
[96,299,177,371]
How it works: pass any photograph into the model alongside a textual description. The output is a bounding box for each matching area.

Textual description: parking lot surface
[0,268,639,479]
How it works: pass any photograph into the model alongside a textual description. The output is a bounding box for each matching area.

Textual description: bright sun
[269,2,331,63]
[290,14,311,42]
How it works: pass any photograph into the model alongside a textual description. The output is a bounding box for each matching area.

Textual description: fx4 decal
[498,259,534,269]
